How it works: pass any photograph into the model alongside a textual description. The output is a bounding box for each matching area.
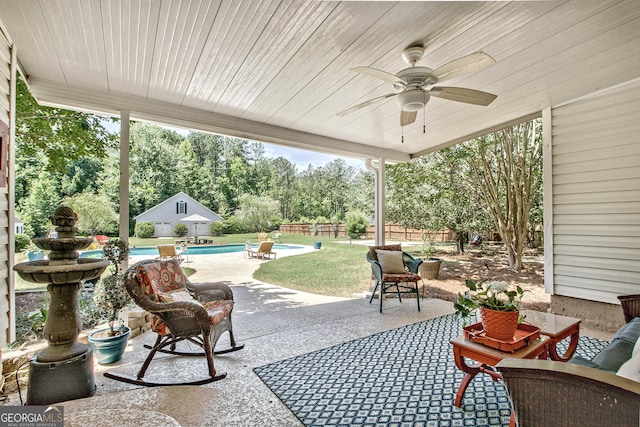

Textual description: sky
[261,144,365,171]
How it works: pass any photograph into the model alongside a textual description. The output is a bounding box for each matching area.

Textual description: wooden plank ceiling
[1,0,639,162]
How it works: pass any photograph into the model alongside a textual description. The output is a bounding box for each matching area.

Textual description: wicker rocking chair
[104,259,244,387]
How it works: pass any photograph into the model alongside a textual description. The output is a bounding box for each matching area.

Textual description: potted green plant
[454,280,527,341]
[418,239,442,280]
[88,238,132,364]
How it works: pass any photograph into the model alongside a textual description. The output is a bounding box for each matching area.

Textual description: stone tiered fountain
[13,206,110,405]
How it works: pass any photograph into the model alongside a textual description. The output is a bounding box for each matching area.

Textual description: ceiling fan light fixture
[397,89,429,112]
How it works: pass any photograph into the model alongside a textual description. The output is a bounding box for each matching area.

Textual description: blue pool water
[79,243,303,258]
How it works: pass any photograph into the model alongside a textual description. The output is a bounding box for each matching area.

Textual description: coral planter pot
[88,326,131,364]
[480,307,519,341]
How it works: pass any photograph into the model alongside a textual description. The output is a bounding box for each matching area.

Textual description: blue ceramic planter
[88,326,131,364]
[27,251,45,261]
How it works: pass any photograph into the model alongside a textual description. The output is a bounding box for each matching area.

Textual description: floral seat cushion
[135,258,189,301]
[382,272,421,282]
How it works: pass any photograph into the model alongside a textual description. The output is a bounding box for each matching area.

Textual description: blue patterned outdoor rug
[254,314,608,427]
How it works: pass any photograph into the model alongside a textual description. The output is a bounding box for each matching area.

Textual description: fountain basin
[31,237,94,252]
[14,258,110,284]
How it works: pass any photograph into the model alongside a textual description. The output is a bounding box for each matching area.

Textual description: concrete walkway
[38,246,456,426]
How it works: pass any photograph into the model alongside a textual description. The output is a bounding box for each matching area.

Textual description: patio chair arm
[186,280,234,302]
[402,251,423,274]
[366,252,383,282]
[497,359,640,427]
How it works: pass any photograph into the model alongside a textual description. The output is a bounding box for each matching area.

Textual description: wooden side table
[450,334,550,407]
[522,310,581,362]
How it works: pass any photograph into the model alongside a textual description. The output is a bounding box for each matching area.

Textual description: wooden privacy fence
[278,223,455,242]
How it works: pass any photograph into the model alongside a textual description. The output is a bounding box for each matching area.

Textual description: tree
[234,194,281,232]
[387,155,491,254]
[15,77,117,174]
[19,171,62,236]
[64,192,118,236]
[461,119,543,271]
[266,157,297,220]
[345,211,368,243]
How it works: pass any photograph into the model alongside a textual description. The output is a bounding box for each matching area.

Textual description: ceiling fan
[337,45,497,127]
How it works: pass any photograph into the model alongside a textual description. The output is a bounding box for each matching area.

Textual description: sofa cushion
[591,339,636,373]
[613,317,640,344]
[569,318,640,373]
[617,353,640,382]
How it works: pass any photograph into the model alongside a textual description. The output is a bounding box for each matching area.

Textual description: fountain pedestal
[13,207,109,404]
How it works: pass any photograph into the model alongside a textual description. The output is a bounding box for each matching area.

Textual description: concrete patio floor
[6,245,614,426]
[60,246,457,426]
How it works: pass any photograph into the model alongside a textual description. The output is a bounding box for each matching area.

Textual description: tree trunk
[463,120,542,272]
[456,232,465,254]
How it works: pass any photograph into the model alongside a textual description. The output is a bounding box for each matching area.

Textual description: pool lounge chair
[157,244,182,262]
[247,241,277,260]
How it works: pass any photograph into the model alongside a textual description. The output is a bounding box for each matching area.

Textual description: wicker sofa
[498,295,640,427]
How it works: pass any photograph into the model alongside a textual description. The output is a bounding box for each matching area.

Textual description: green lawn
[254,240,372,297]
[15,233,445,297]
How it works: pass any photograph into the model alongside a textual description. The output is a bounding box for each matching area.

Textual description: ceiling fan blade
[431,52,496,82]
[336,93,398,116]
[351,66,408,86]
[400,111,417,126]
[429,86,497,106]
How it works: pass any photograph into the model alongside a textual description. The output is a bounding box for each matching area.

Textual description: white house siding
[0,24,15,349]
[550,79,640,305]
[134,192,222,238]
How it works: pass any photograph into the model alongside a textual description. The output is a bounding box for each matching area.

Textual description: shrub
[15,233,31,252]
[345,211,368,242]
[134,221,155,238]
[209,221,225,236]
[173,223,188,237]
[222,217,248,234]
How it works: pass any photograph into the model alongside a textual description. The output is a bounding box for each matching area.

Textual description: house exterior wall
[548,79,640,322]
[0,24,16,350]
[134,192,222,237]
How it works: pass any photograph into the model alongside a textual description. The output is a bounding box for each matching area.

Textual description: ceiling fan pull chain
[401,124,404,143]
[423,108,426,134]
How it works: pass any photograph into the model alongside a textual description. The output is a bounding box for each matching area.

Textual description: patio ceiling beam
[27,78,411,164]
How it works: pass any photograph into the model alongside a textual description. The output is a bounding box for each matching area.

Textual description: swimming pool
[79,243,303,258]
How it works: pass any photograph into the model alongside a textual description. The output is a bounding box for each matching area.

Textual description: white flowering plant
[454,280,527,321]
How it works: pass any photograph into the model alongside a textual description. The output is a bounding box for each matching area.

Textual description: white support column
[119,111,130,252]
[542,107,554,295]
[365,158,386,246]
